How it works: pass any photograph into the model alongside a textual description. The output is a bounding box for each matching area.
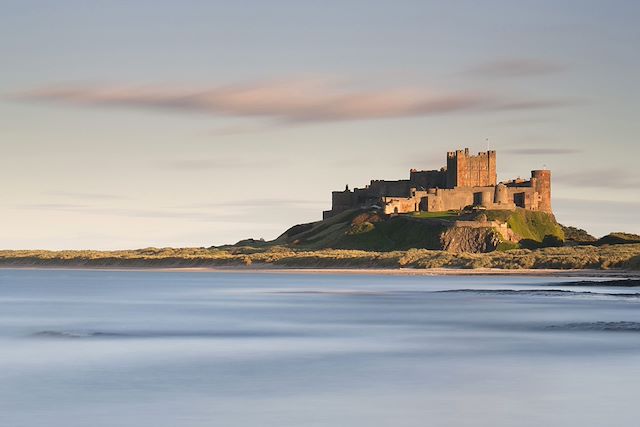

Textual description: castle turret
[494,183,508,205]
[531,170,551,213]
[480,191,492,207]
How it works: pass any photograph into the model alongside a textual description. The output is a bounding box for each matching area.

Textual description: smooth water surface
[1,269,639,427]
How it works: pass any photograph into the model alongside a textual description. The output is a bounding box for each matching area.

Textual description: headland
[4,148,638,274]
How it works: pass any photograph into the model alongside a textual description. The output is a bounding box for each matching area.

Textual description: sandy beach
[2,264,638,278]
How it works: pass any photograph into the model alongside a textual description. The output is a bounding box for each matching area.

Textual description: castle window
[514,192,525,208]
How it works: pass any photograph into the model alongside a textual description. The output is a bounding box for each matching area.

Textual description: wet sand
[2,264,638,278]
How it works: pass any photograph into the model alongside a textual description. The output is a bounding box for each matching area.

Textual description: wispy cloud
[207,122,285,136]
[160,158,276,171]
[13,79,572,123]
[555,168,640,189]
[14,198,324,222]
[18,202,90,210]
[505,148,582,155]
[44,191,127,200]
[493,99,577,110]
[186,198,325,209]
[555,197,640,209]
[15,203,246,223]
[469,59,566,78]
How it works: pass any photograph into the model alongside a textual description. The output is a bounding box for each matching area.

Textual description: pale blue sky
[1,0,639,249]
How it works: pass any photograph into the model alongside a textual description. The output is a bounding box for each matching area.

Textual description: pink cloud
[14,79,570,122]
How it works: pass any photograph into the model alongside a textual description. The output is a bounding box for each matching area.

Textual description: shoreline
[3,244,639,273]
[2,264,638,278]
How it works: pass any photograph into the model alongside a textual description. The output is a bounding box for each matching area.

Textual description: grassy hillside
[597,232,640,246]
[480,209,565,247]
[274,208,564,252]
[274,209,447,251]
[561,225,597,244]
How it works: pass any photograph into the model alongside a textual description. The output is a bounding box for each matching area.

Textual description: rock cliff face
[440,226,502,253]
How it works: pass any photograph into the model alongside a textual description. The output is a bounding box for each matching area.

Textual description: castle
[323,148,551,219]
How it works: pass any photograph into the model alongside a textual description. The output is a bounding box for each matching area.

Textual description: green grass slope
[274,209,447,251]
[480,208,564,247]
[273,208,564,252]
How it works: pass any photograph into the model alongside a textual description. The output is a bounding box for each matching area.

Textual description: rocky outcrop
[440,226,502,253]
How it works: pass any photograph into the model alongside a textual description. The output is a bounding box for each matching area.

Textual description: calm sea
[1,269,639,427]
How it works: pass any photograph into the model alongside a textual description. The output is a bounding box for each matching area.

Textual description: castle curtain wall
[409,169,446,189]
[368,180,412,197]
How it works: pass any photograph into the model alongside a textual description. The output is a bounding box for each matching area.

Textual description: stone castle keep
[323,148,552,219]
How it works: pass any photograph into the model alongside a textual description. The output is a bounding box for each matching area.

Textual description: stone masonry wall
[446,149,497,188]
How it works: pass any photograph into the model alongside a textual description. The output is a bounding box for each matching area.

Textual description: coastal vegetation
[1,243,639,270]
[3,210,637,272]
[596,232,640,246]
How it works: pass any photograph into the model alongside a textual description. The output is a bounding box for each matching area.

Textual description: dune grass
[1,243,639,270]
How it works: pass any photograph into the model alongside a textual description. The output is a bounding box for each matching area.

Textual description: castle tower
[531,170,552,213]
[446,148,497,188]
[494,183,508,204]
[480,191,493,207]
